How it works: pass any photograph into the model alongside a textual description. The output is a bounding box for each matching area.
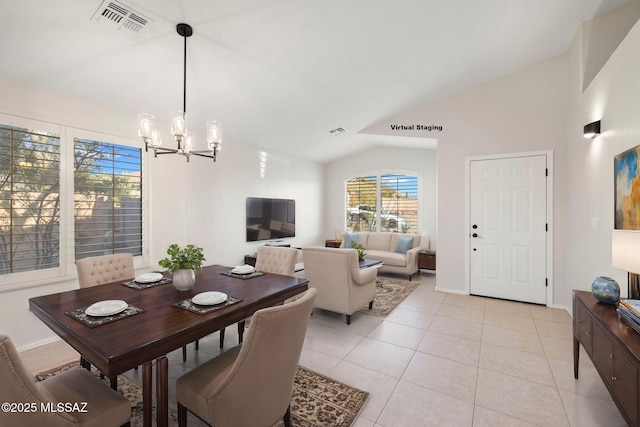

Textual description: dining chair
[176,287,316,427]
[76,253,135,288]
[0,335,131,427]
[76,253,136,389]
[234,246,298,344]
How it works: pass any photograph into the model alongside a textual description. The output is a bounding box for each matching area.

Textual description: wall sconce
[583,120,601,139]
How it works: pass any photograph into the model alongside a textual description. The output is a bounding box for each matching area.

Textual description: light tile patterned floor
[21,273,627,427]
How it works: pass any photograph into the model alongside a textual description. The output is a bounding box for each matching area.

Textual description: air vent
[91,0,153,33]
[329,127,348,136]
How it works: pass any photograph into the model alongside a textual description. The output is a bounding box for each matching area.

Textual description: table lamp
[612,230,640,299]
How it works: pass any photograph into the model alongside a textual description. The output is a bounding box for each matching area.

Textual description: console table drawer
[573,290,640,426]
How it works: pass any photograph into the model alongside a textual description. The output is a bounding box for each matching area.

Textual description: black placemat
[66,305,145,328]
[122,277,172,290]
[173,296,242,315]
[220,270,265,280]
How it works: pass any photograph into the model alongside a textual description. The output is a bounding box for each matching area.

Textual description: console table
[573,290,640,426]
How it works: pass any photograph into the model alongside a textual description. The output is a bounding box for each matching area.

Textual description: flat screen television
[246,197,295,242]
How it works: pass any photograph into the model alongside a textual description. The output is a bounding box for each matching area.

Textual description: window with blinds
[346,173,418,234]
[74,138,142,260]
[0,126,61,275]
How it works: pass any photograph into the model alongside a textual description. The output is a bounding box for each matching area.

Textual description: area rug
[37,363,368,427]
[357,277,419,317]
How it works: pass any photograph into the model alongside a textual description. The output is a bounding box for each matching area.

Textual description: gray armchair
[302,247,377,324]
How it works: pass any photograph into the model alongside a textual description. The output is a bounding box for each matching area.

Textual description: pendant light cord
[182,31,187,115]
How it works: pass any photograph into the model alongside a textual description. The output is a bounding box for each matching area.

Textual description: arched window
[346,173,419,233]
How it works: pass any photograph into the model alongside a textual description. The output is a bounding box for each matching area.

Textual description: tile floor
[20,272,627,427]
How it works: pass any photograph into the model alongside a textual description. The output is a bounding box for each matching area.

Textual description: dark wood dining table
[28,264,309,427]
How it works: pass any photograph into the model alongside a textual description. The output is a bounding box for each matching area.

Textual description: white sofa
[342,232,429,280]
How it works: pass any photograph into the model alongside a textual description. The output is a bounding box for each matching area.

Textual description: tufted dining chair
[75,253,136,389]
[76,253,135,288]
[254,246,298,276]
[233,246,298,345]
[0,335,131,427]
[176,288,316,427]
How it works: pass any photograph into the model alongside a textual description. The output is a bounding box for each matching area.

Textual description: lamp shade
[612,230,640,273]
[584,120,601,139]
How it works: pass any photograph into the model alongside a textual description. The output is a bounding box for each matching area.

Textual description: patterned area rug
[37,363,368,427]
[357,277,419,317]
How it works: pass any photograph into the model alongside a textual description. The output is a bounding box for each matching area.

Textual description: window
[0,114,145,288]
[74,138,142,260]
[0,125,61,275]
[346,173,419,233]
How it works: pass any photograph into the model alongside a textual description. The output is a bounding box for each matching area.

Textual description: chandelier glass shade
[138,23,222,162]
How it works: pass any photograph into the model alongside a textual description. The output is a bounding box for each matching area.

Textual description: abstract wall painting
[615,145,640,230]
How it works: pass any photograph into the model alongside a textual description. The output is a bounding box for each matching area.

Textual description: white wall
[0,76,323,350]
[565,14,640,302]
[324,146,437,247]
[378,54,569,304]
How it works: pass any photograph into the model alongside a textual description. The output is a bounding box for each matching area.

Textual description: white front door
[469,155,547,304]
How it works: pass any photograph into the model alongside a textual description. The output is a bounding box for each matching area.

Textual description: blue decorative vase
[591,276,620,304]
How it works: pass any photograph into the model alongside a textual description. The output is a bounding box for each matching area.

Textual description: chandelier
[138,23,222,162]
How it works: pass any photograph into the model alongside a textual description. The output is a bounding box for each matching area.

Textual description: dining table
[28,264,309,427]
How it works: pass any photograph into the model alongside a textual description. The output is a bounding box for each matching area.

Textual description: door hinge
[546,223,548,232]
[546,278,548,287]
[545,168,548,176]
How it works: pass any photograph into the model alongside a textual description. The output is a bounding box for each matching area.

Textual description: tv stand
[264,242,291,247]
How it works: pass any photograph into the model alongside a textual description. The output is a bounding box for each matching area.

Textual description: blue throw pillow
[343,232,358,249]
[395,236,414,254]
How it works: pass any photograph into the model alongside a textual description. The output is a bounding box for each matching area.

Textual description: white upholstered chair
[302,247,377,324]
[75,253,136,388]
[176,288,316,427]
[254,246,298,276]
[0,335,131,427]
[76,253,135,288]
[235,246,298,344]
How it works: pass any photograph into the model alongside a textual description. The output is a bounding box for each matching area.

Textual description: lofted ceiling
[0,0,635,162]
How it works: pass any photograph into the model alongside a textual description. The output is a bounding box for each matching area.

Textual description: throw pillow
[395,236,414,254]
[343,232,358,249]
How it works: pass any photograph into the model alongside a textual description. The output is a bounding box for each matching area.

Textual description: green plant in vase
[351,240,367,261]
[159,244,205,291]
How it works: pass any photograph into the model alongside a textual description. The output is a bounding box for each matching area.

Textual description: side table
[418,251,436,270]
[325,239,342,248]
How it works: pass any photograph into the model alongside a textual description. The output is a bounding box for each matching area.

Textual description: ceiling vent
[91,0,153,33]
[329,127,348,136]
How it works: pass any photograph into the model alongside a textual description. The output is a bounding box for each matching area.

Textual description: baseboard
[17,336,62,352]
[434,286,467,295]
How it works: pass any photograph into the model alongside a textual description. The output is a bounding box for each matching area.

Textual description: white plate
[135,272,164,283]
[192,291,228,306]
[231,265,255,275]
[85,300,128,317]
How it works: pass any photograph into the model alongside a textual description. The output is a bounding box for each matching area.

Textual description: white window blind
[0,125,61,275]
[346,175,377,232]
[74,138,142,260]
[346,173,418,234]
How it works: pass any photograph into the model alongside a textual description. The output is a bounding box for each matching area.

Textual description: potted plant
[158,243,205,291]
[350,240,367,261]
